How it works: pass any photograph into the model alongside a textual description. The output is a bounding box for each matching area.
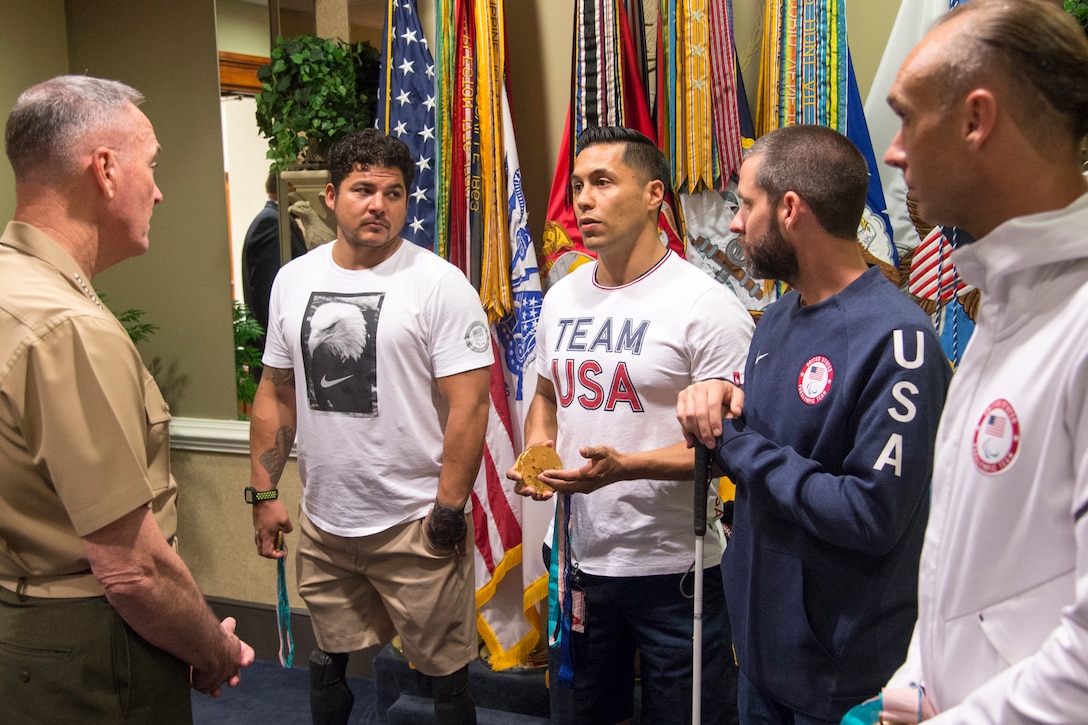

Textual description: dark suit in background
[241,197,308,381]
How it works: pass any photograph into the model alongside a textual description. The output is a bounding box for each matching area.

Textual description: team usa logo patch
[797,356,834,405]
[464,321,490,353]
[972,398,1021,474]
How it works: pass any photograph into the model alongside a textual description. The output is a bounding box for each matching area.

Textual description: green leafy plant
[1067,0,1088,32]
[234,301,265,420]
[255,34,381,171]
[99,293,159,347]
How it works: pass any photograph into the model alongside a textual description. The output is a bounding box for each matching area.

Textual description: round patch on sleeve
[972,398,1020,474]
[797,356,834,405]
[464,321,491,353]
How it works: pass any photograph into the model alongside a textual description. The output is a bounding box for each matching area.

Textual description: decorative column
[314,0,350,42]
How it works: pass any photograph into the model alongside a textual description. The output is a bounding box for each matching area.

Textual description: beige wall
[0,0,68,225]
[1,0,905,608]
[65,0,240,420]
[175,451,308,607]
[218,0,274,57]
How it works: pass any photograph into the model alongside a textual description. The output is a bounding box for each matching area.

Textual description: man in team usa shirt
[511,126,753,725]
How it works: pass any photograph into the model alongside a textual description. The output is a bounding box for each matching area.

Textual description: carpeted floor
[191,659,380,724]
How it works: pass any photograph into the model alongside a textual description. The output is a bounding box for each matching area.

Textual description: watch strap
[244,487,279,504]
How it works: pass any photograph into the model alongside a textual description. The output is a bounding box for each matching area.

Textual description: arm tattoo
[258,425,294,486]
[266,367,295,389]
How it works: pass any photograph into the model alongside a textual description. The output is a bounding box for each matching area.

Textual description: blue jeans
[555,566,737,725]
[737,670,838,725]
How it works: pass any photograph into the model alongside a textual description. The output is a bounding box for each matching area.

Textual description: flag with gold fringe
[470,85,545,670]
[428,0,544,666]
[381,0,541,671]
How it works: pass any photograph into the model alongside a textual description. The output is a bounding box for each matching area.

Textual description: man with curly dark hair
[247,128,491,725]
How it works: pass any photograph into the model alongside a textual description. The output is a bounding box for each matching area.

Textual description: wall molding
[218,50,269,95]
[170,416,298,456]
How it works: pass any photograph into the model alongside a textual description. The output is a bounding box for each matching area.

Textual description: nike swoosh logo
[319,373,354,389]
[755,353,770,364]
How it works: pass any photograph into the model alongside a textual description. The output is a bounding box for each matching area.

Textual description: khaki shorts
[296,510,476,676]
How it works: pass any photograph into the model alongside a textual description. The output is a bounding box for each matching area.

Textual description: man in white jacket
[878,0,1088,722]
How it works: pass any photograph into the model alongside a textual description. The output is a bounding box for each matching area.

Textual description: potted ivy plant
[255,34,380,245]
[255,33,381,171]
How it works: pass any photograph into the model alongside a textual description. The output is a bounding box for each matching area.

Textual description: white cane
[692,442,712,725]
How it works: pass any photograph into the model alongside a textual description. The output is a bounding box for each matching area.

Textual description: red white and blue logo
[797,356,834,405]
[972,399,1020,474]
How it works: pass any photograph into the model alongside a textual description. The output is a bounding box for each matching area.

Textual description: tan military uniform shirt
[0,221,177,594]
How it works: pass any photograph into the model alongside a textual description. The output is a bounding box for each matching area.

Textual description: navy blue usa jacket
[716,266,951,721]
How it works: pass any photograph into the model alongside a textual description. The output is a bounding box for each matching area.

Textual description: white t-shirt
[537,251,753,576]
[264,240,493,536]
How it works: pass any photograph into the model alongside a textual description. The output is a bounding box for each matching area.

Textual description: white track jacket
[889,182,1088,723]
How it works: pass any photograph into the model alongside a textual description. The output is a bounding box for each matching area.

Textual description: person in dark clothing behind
[241,172,308,381]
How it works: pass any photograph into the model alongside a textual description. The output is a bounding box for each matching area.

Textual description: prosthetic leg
[309,649,354,725]
[430,665,476,725]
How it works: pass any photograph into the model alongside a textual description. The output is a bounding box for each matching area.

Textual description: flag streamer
[658,0,745,193]
[755,1,896,270]
[382,0,543,671]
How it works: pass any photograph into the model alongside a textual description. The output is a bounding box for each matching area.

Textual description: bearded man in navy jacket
[677,125,951,725]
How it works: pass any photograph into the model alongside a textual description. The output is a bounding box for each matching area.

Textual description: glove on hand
[426,498,467,552]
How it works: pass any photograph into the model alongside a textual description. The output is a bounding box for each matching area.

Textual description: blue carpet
[191,659,379,724]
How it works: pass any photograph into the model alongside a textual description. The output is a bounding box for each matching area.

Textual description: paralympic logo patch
[464,321,491,353]
[797,356,834,405]
[972,398,1020,474]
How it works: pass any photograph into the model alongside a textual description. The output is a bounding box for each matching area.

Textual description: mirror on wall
[217,0,390,415]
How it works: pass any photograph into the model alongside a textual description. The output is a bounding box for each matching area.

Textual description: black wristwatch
[244,487,279,504]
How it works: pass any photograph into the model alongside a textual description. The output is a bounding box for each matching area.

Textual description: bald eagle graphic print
[301,292,383,416]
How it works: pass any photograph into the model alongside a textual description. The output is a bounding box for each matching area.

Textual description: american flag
[985,414,1006,438]
[376,0,437,252]
[808,364,826,382]
[379,0,542,670]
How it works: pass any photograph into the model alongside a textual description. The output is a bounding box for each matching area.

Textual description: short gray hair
[935,0,1088,150]
[5,75,144,181]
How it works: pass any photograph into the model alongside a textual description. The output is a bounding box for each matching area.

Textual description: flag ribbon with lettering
[430,0,548,670]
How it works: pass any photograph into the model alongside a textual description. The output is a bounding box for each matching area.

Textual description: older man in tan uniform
[0,75,253,723]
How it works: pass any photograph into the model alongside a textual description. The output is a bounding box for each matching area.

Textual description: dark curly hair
[327,128,415,192]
